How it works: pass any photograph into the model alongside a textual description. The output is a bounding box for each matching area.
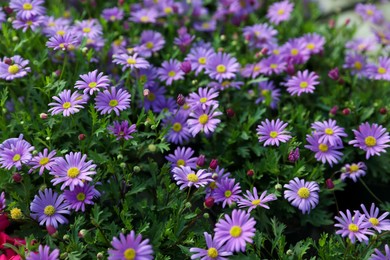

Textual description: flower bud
[288,148,300,163]
[143,89,150,97]
[196,154,205,167]
[97,252,104,260]
[40,113,48,119]
[78,229,88,238]
[203,213,210,219]
[325,178,334,189]
[345,18,351,26]
[180,61,192,74]
[211,173,219,180]
[4,58,12,65]
[328,68,340,81]
[209,159,218,170]
[286,249,294,256]
[330,105,338,116]
[185,202,192,208]
[3,6,13,15]
[226,108,235,118]
[46,225,57,236]
[120,162,126,168]
[63,234,70,240]
[148,144,156,152]
[286,62,295,76]
[12,172,22,183]
[78,134,86,141]
[133,166,141,173]
[275,183,282,190]
[30,239,38,246]
[379,107,387,115]
[342,108,351,115]
[204,197,214,208]
[246,169,254,177]
[177,94,185,106]
[328,19,335,28]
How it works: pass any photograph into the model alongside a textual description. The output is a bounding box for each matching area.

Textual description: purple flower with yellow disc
[238,187,277,212]
[26,245,59,260]
[172,166,213,190]
[113,53,150,71]
[214,178,242,208]
[360,203,390,233]
[305,133,343,166]
[63,183,100,212]
[75,70,110,95]
[334,209,373,244]
[108,231,153,260]
[187,87,219,110]
[189,232,232,260]
[165,146,198,169]
[340,162,367,182]
[266,0,294,25]
[158,59,184,85]
[284,177,319,214]
[95,87,131,116]
[187,105,223,137]
[284,70,319,96]
[311,119,347,146]
[9,0,46,20]
[107,120,137,140]
[28,148,58,175]
[48,89,87,117]
[205,52,240,82]
[0,55,31,81]
[256,119,291,146]
[0,137,34,170]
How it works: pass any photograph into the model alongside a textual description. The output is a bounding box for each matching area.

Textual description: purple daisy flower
[129,8,158,24]
[256,119,291,146]
[26,245,60,260]
[305,133,343,166]
[348,122,390,159]
[214,178,242,208]
[9,0,46,20]
[154,96,177,113]
[205,52,240,82]
[370,244,390,260]
[142,84,166,112]
[238,187,277,212]
[241,62,263,79]
[136,66,158,88]
[113,53,150,71]
[186,46,215,75]
[207,80,244,91]
[284,177,320,214]
[164,113,191,145]
[367,56,390,80]
[107,120,137,140]
[63,183,100,212]
[187,87,219,110]
[73,19,102,39]
[189,232,232,260]
[0,191,5,212]
[108,231,153,260]
[334,210,374,244]
[139,30,165,57]
[30,188,70,228]
[187,105,223,137]
[194,20,217,32]
[172,166,213,190]
[174,27,195,52]
[340,162,367,182]
[0,8,5,26]
[360,203,390,233]
[95,87,131,116]
[0,55,31,81]
[165,146,198,169]
[0,138,34,170]
[12,15,45,32]
[214,209,256,253]
[158,59,184,86]
[101,7,124,22]
[46,33,80,52]
[266,0,294,25]
[346,37,377,53]
[343,52,368,77]
[242,23,278,49]
[48,89,87,117]
[50,152,97,191]
[355,3,384,24]
[284,70,320,96]
[301,33,325,55]
[260,55,287,75]
[74,70,110,95]
[311,119,348,146]
[255,81,281,109]
[28,148,58,175]
[281,38,310,65]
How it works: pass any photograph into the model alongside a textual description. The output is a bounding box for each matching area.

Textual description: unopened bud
[288,148,300,163]
[180,61,192,74]
[211,173,219,180]
[12,172,22,183]
[148,144,156,152]
[63,234,70,240]
[203,213,209,218]
[133,166,141,173]
[209,159,218,170]
[143,89,150,97]
[379,107,387,115]
[120,162,126,168]
[286,249,294,256]
[204,197,214,208]
[97,252,104,259]
[328,68,340,81]
[247,169,254,177]
[196,154,205,167]
[4,58,12,65]
[345,18,351,26]
[330,105,338,116]
[286,63,295,76]
[78,134,86,141]
[3,6,13,15]
[30,239,38,246]
[325,178,335,189]
[185,202,192,208]
[275,183,282,190]
[328,19,335,28]
[177,94,185,106]
[342,108,351,115]
[40,113,48,119]
[226,108,235,118]
[78,229,87,238]
[46,225,57,236]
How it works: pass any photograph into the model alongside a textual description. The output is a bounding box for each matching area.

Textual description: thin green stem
[360,179,383,204]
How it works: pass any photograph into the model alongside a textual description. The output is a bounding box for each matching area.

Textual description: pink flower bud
[325,178,334,189]
[204,197,214,208]
[209,159,218,170]
[180,61,192,74]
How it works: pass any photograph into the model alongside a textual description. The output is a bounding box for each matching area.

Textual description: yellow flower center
[291,48,299,56]
[202,22,210,29]
[39,157,49,165]
[110,15,116,21]
[62,102,71,109]
[224,190,232,198]
[140,16,149,22]
[26,21,33,26]
[366,9,374,16]
[277,9,285,15]
[88,82,97,88]
[57,30,65,36]
[198,57,207,65]
[307,43,315,50]
[76,192,86,201]
[251,199,261,205]
[299,81,308,88]
[273,49,280,55]
[183,103,190,110]
[261,89,270,96]
[67,167,80,178]
[44,205,55,216]
[216,64,226,73]
[348,223,359,232]
[369,217,379,226]
[8,64,19,74]
[364,136,377,147]
[59,43,65,49]
[127,58,136,65]
[109,99,118,107]
[349,164,359,173]
[200,97,207,103]
[168,71,176,77]
[177,159,185,166]
[378,67,386,74]
[210,181,217,189]
[207,248,218,258]
[146,42,154,49]
[354,61,362,70]
[318,143,328,152]
[164,7,173,14]
[23,3,33,10]
[12,154,21,162]
[187,173,198,182]
[270,64,278,69]
[325,128,334,135]
[269,131,278,138]
[229,226,242,237]
[10,208,22,219]
[82,27,91,33]
[253,65,260,71]
[172,122,182,132]
[123,248,136,260]
[297,187,310,199]
[198,114,209,125]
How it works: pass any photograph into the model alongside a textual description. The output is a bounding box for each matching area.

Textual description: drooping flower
[0,138,34,170]
[360,203,390,233]
[305,133,343,166]
[370,244,390,260]
[30,188,70,228]
[139,30,165,57]
[187,87,219,110]
[238,187,277,212]
[255,81,281,109]
[348,122,390,159]
[107,121,137,140]
[50,152,97,191]
[165,146,198,169]
[63,183,101,212]
[108,231,153,260]
[214,178,242,208]
[26,245,59,260]
[214,209,256,253]
[28,148,58,175]
[48,89,87,117]
[334,210,374,244]
[205,52,240,82]
[112,53,150,71]
[284,70,319,96]
[0,55,31,81]
[311,119,347,146]
[74,70,110,95]
[266,0,294,25]
[9,0,46,20]
[284,177,319,214]
[256,119,291,146]
[340,162,367,182]
[189,232,232,260]
[187,105,223,137]
[172,166,213,190]
[95,87,131,116]
[158,59,184,85]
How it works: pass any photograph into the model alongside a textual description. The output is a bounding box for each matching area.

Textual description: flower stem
[360,179,383,204]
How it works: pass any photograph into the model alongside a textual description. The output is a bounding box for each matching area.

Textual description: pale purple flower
[340,162,367,182]
[0,191,5,212]
[108,231,153,260]
[238,187,277,212]
[30,188,70,228]
[75,70,110,95]
[348,122,390,159]
[281,38,310,65]
[214,209,256,253]
[172,166,213,190]
[360,203,390,233]
[95,87,131,116]
[256,119,291,146]
[187,87,219,110]
[301,33,325,54]
[189,232,232,260]
[73,19,103,39]
[284,70,319,96]
[370,244,390,260]
[165,146,198,169]
[12,15,45,32]
[164,113,191,145]
[343,52,368,77]
[240,62,263,79]
[130,8,158,24]
[345,37,377,52]
[107,121,137,140]
[311,119,347,146]
[305,133,343,166]
[205,52,240,82]
[284,177,319,214]
[50,152,97,191]
[101,7,124,22]
[0,55,31,81]
[207,80,244,91]
[186,46,215,75]
[139,30,165,57]
[355,3,384,24]
[334,210,374,244]
[46,33,80,51]
[266,0,294,25]
[255,80,281,109]
[63,183,100,212]
[26,245,59,260]
[194,20,217,32]
[260,55,287,75]
[48,89,87,117]
[28,148,58,175]
[158,59,184,85]
[187,105,223,137]
[113,53,150,71]
[367,56,390,80]
[0,138,34,170]
[242,23,278,49]
[214,178,242,208]
[10,0,46,19]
